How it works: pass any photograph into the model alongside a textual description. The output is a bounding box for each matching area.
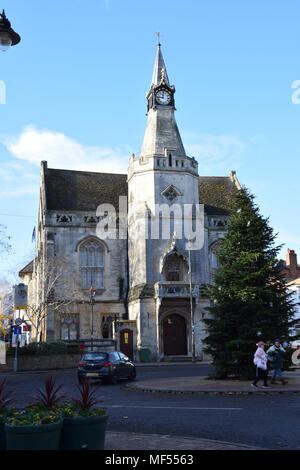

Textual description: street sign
[0,341,5,365]
[15,318,23,326]
[13,326,21,335]
[13,283,27,310]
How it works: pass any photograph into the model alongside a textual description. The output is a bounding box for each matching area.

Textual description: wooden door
[120,329,134,360]
[163,314,187,355]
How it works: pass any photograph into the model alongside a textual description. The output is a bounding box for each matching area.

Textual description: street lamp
[0,10,21,52]
[188,239,196,362]
[89,285,96,352]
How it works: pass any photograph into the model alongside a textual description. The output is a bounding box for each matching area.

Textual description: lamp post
[89,285,96,352]
[188,240,196,362]
[0,10,21,52]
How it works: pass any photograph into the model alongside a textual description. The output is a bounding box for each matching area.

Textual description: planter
[5,419,63,450]
[61,412,108,450]
[0,416,5,450]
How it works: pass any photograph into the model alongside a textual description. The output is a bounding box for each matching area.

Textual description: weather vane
[155,32,161,46]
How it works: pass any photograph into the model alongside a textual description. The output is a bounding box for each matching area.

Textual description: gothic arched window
[79,239,104,289]
[209,240,223,278]
[60,316,79,340]
[164,254,184,282]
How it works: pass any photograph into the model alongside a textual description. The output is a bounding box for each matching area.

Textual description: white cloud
[3,125,129,174]
[182,132,246,174]
[0,158,39,201]
[0,125,131,201]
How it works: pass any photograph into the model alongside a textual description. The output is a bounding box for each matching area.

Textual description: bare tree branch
[0,225,12,258]
[25,253,85,341]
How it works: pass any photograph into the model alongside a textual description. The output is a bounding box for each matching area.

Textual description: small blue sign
[13,327,21,335]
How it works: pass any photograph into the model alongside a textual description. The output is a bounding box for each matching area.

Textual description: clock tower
[138,42,187,161]
[146,41,175,111]
[127,42,202,361]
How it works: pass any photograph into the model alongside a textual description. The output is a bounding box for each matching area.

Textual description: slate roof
[44,168,238,214]
[45,168,128,211]
[198,176,238,215]
[19,260,34,276]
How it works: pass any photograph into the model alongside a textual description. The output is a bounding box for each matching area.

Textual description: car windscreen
[82,354,108,361]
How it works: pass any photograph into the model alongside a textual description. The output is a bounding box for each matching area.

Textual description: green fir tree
[203,187,297,380]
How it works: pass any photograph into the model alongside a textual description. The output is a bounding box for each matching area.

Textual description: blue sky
[0,0,300,284]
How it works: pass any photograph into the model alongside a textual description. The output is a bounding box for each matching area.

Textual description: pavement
[128,363,300,395]
[104,431,259,450]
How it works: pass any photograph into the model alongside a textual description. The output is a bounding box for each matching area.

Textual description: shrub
[6,341,80,357]
[30,375,65,408]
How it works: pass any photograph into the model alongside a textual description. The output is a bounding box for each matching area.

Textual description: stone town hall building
[20,44,241,361]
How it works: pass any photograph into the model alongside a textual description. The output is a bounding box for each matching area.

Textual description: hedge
[6,341,80,356]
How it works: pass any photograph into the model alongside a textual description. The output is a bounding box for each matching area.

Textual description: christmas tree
[203,187,297,379]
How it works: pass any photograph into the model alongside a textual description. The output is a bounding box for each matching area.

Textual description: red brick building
[278,249,300,281]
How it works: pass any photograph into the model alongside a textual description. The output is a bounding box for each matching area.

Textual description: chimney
[286,249,298,279]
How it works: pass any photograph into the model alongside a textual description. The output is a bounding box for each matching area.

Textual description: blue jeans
[272,368,282,379]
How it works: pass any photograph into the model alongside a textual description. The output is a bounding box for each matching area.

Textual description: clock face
[155,89,171,105]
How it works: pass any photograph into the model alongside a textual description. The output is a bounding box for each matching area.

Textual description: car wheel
[128,369,136,381]
[109,373,118,385]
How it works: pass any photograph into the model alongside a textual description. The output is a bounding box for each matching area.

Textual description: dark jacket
[267,345,285,369]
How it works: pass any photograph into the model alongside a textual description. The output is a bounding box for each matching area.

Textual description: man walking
[267,339,288,385]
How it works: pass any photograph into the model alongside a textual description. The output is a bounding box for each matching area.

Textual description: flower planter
[61,412,108,450]
[5,419,63,450]
[0,417,6,450]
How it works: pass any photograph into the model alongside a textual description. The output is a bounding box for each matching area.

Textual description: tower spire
[151,37,170,87]
[140,40,186,158]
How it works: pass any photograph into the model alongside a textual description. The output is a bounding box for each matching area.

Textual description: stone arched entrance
[163,314,187,356]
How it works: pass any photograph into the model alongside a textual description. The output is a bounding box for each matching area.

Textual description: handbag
[257,357,267,370]
[267,353,275,362]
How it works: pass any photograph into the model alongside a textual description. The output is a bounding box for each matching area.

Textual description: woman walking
[251,341,269,389]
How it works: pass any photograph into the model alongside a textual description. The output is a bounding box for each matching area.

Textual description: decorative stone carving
[56,215,72,223]
[160,233,188,274]
[209,217,228,228]
[161,184,182,202]
[84,216,101,224]
[154,282,199,298]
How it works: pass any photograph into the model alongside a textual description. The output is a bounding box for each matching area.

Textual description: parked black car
[77,351,136,384]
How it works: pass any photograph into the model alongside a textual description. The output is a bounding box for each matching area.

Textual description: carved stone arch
[162,252,188,282]
[160,306,190,325]
[75,236,110,253]
[160,234,188,275]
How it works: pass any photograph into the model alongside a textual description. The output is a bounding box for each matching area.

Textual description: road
[2,364,300,450]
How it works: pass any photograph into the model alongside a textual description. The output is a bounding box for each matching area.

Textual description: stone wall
[0,354,82,373]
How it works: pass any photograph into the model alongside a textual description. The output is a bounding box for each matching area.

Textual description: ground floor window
[60,316,79,340]
[102,315,113,339]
